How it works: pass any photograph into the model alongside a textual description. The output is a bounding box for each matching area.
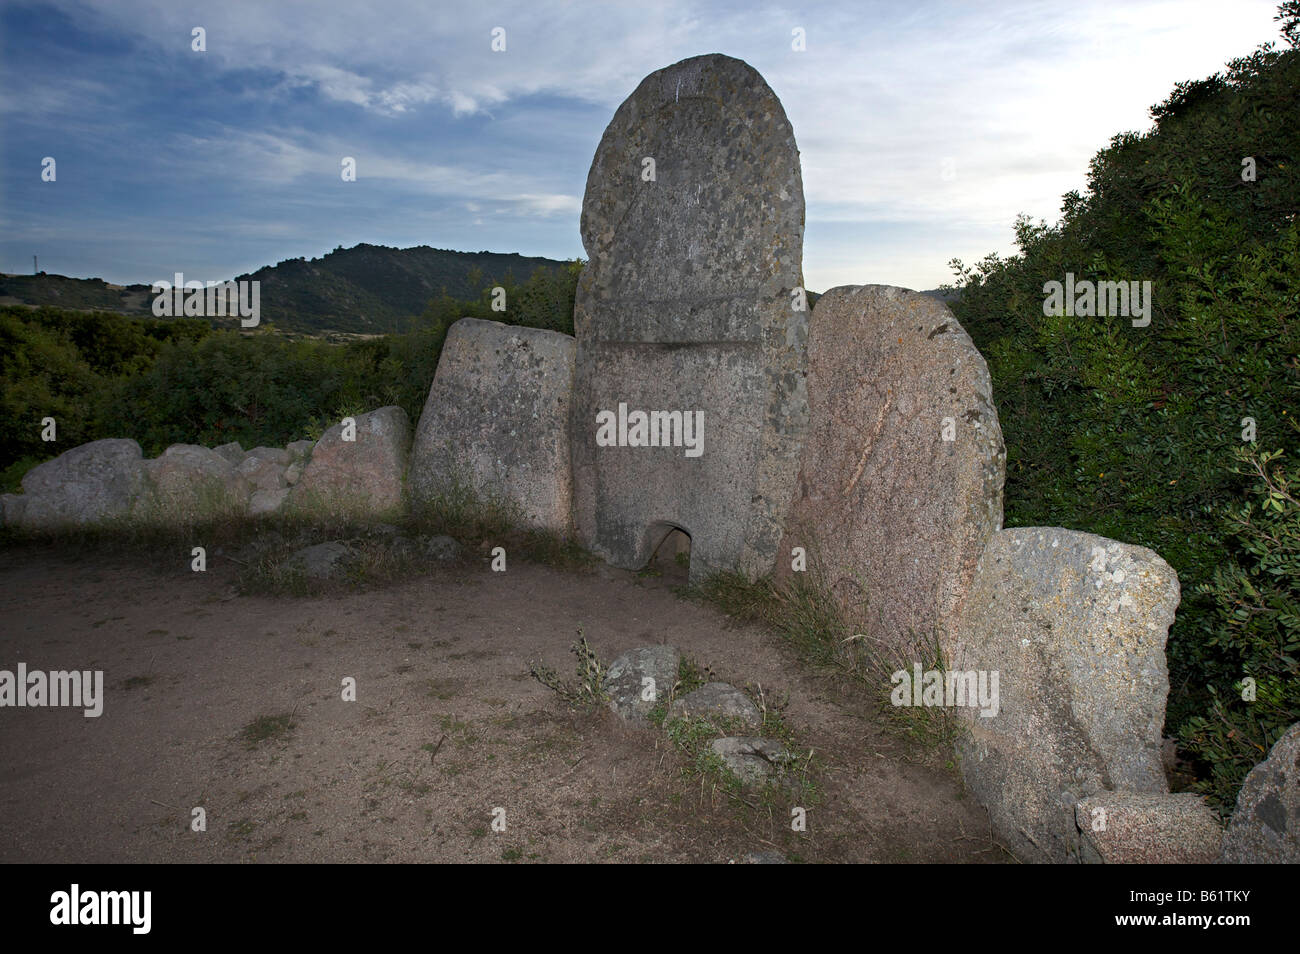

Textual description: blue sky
[0,0,1286,295]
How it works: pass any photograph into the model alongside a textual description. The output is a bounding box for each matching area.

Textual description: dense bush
[0,261,582,490]
[946,20,1299,806]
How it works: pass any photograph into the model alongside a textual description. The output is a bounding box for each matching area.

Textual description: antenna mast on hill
[33,255,38,274]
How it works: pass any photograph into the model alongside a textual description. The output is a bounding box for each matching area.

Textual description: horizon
[1,0,1286,293]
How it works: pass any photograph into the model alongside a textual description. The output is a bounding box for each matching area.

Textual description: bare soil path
[0,544,1009,863]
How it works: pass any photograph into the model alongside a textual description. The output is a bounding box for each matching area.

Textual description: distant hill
[921,287,961,304]
[0,244,574,334]
[0,273,155,315]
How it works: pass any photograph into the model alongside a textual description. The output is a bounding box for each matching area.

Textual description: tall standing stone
[409,318,576,532]
[953,527,1181,863]
[1221,720,1300,863]
[776,285,1005,653]
[570,54,808,582]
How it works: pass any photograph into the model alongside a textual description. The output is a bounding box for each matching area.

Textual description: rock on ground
[288,541,358,580]
[711,737,792,786]
[570,53,809,583]
[1075,791,1222,863]
[238,449,289,492]
[601,645,680,725]
[249,488,290,516]
[776,285,1004,656]
[953,527,1180,863]
[291,407,410,517]
[4,439,147,528]
[142,444,251,521]
[212,442,245,466]
[668,682,761,730]
[1221,720,1300,863]
[409,318,576,532]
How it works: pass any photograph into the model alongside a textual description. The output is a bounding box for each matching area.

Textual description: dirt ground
[0,542,1011,864]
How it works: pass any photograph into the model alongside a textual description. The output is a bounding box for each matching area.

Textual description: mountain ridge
[0,243,576,334]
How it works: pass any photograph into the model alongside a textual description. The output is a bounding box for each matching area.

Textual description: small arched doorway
[644,521,692,584]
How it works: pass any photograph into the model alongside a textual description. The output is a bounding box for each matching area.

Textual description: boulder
[238,449,289,493]
[290,407,410,517]
[422,534,461,562]
[710,737,792,786]
[409,318,576,532]
[777,285,1005,654]
[249,487,290,516]
[287,541,358,580]
[141,444,251,520]
[601,645,680,725]
[570,54,809,582]
[212,442,245,465]
[953,527,1180,863]
[668,682,761,730]
[285,440,315,461]
[1075,791,1223,863]
[1221,720,1300,863]
[7,439,147,527]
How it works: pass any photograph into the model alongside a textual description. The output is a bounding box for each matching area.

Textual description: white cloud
[31,0,1290,286]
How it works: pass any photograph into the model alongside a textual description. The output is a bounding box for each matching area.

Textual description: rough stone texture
[668,682,761,730]
[238,450,289,493]
[288,541,358,580]
[740,850,788,864]
[213,442,245,466]
[953,527,1181,863]
[409,318,576,531]
[0,494,27,526]
[602,645,680,725]
[711,737,791,786]
[776,285,1004,654]
[6,439,147,527]
[570,54,808,583]
[285,440,315,461]
[291,406,410,516]
[422,534,461,562]
[142,444,251,520]
[284,462,303,486]
[1221,721,1300,863]
[249,487,290,516]
[1075,792,1223,864]
[246,447,291,467]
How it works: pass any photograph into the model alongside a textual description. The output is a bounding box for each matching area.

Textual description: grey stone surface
[142,444,251,520]
[740,850,788,864]
[422,534,461,562]
[288,541,358,580]
[1075,792,1223,864]
[249,487,290,516]
[409,318,576,531]
[1221,721,1300,863]
[602,645,680,725]
[668,682,761,730]
[284,461,303,486]
[245,446,291,467]
[777,285,1004,655]
[291,406,410,517]
[238,450,289,492]
[285,440,315,461]
[953,527,1180,863]
[0,494,27,526]
[213,442,245,465]
[8,439,147,527]
[711,737,792,786]
[570,53,809,583]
